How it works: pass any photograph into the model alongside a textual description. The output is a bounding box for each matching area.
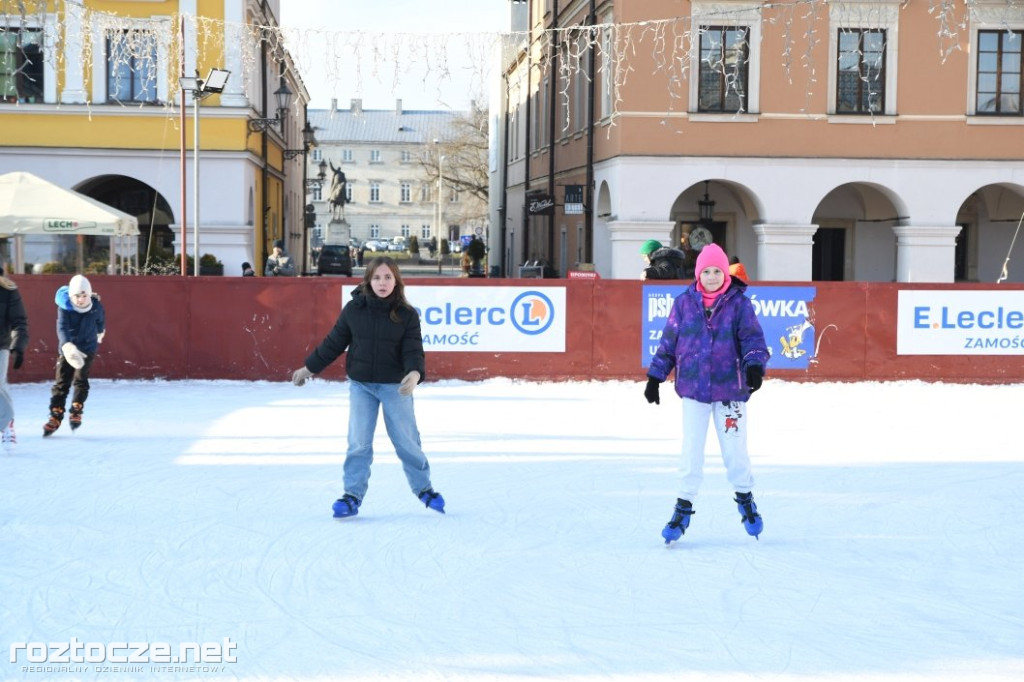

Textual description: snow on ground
[2,378,1023,682]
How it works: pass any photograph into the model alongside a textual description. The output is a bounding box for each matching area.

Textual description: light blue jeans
[0,349,12,428]
[344,380,433,501]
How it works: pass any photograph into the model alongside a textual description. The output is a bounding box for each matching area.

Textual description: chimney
[330,98,337,113]
[351,98,362,114]
[395,98,403,116]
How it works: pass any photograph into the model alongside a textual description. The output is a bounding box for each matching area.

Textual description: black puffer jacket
[0,279,28,354]
[304,287,426,384]
[644,247,690,280]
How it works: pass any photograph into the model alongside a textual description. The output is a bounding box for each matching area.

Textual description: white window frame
[688,2,762,116]
[0,18,58,104]
[92,17,171,105]
[369,223,380,239]
[826,1,899,117]
[370,149,382,163]
[342,149,353,162]
[400,182,412,203]
[369,182,381,203]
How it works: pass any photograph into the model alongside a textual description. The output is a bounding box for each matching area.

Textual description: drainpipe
[547,0,559,269]
[523,0,533,265]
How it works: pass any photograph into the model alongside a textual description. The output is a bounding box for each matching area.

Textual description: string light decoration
[1,1,1022,125]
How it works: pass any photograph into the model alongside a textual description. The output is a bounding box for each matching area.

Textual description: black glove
[644,377,661,405]
[746,366,764,393]
[12,349,23,370]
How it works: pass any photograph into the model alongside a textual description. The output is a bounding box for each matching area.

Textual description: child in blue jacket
[645,244,769,543]
[44,275,105,436]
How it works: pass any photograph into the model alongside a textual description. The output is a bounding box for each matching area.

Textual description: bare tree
[421,104,489,228]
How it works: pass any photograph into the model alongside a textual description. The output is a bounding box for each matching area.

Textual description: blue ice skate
[734,491,763,539]
[417,488,445,514]
[661,498,694,544]
[332,494,361,519]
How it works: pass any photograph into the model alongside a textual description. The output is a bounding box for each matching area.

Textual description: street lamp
[697,180,715,225]
[284,121,317,160]
[179,67,230,276]
[306,159,328,190]
[436,150,445,274]
[247,82,292,134]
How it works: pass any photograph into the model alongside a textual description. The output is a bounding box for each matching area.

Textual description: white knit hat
[69,274,92,297]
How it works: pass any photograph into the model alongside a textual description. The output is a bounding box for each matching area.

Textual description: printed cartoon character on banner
[780,319,813,359]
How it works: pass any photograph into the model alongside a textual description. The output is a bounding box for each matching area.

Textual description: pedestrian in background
[640,239,688,280]
[265,240,296,277]
[44,274,105,437]
[644,243,769,544]
[729,256,750,281]
[291,256,445,519]
[0,266,28,452]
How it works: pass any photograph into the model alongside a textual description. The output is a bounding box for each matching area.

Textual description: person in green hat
[640,239,688,280]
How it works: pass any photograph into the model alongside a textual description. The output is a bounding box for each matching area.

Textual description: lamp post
[435,144,445,275]
[179,68,230,276]
[247,82,293,135]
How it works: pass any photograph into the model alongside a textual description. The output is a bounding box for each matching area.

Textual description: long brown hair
[359,256,413,322]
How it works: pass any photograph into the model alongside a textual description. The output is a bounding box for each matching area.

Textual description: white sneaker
[1,420,16,453]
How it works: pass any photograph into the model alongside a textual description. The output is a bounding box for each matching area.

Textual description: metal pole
[179,17,187,277]
[193,92,200,276]
[437,154,444,275]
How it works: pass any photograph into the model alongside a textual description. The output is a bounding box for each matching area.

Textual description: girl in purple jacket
[644,243,769,544]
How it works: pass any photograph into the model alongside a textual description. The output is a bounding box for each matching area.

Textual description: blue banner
[641,285,817,370]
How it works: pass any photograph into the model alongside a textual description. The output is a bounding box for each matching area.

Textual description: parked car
[363,239,388,252]
[316,243,353,277]
[388,237,408,252]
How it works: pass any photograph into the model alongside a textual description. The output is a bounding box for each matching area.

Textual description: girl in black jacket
[292,256,444,518]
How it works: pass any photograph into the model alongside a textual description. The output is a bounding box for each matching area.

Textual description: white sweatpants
[676,397,754,501]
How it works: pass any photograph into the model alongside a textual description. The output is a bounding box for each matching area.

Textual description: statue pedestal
[325,219,350,245]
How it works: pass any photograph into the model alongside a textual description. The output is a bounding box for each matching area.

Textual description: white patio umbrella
[0,171,140,274]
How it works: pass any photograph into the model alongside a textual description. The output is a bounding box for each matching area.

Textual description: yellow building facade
[0,0,310,275]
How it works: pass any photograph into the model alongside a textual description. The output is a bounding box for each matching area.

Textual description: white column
[753,223,818,282]
[180,0,197,85]
[60,2,87,103]
[892,225,962,283]
[606,219,675,280]
[219,0,248,107]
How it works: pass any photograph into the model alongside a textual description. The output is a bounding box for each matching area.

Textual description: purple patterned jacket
[647,280,769,403]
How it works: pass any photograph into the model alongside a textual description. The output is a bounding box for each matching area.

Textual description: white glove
[61,342,85,370]
[292,366,314,386]
[398,370,421,396]
[97,331,106,344]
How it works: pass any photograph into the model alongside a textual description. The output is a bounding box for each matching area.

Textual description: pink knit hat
[695,243,729,276]
[695,243,732,305]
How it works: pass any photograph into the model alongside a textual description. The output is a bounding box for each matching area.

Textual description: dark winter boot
[332,494,361,519]
[662,498,694,544]
[43,407,64,437]
[735,491,763,539]
[417,488,446,514]
[69,402,84,431]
